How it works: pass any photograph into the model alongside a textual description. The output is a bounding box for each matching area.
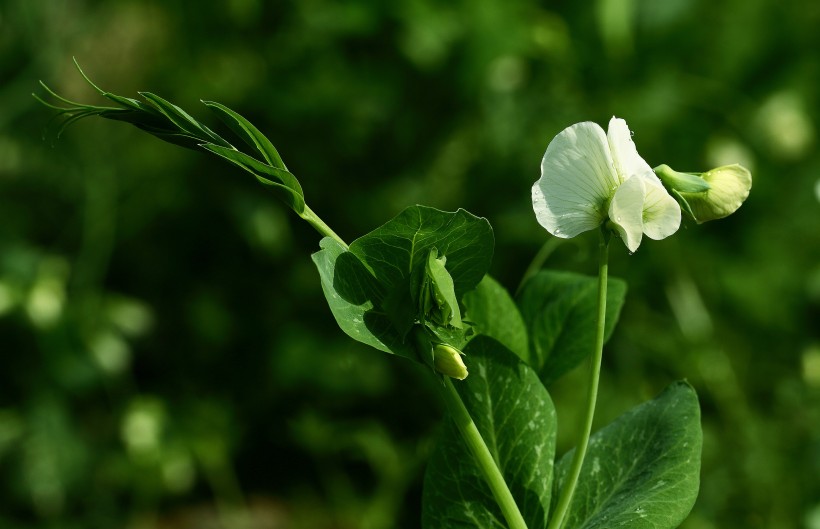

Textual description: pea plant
[37,61,751,529]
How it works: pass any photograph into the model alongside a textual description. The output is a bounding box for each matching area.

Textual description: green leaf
[554,381,702,529]
[129,123,204,151]
[422,336,556,529]
[311,206,494,362]
[462,275,529,363]
[72,57,160,114]
[517,271,626,385]
[203,100,288,170]
[311,237,416,360]
[350,205,493,332]
[199,143,305,214]
[138,92,229,148]
[38,61,233,152]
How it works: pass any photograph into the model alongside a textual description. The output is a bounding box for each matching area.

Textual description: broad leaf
[312,205,494,361]
[349,206,492,340]
[554,381,702,529]
[423,336,556,529]
[349,206,493,299]
[311,237,416,360]
[462,275,529,363]
[517,271,626,385]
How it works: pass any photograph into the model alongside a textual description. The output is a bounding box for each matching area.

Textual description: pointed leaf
[517,271,626,385]
[198,143,303,193]
[199,143,305,214]
[130,123,204,150]
[139,92,229,147]
[72,57,159,114]
[423,336,556,529]
[203,100,287,170]
[100,107,182,131]
[554,381,702,529]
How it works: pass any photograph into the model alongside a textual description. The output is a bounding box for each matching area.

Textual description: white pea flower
[532,117,681,252]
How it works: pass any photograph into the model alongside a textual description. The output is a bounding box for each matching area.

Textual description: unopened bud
[655,164,751,223]
[654,164,712,193]
[420,249,463,328]
[433,344,468,380]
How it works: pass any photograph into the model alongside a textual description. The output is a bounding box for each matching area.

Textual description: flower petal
[678,164,752,223]
[608,117,681,244]
[607,117,654,183]
[641,178,682,240]
[533,122,618,238]
[608,175,646,252]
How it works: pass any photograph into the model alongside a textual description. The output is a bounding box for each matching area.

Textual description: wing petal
[608,175,646,252]
[641,178,682,240]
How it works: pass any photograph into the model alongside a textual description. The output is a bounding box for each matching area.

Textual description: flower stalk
[547,228,609,529]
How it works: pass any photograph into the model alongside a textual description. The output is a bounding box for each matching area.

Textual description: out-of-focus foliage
[1,0,818,528]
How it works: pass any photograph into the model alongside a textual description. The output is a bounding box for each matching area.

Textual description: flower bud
[654,164,712,193]
[420,249,463,328]
[655,164,751,223]
[433,344,468,380]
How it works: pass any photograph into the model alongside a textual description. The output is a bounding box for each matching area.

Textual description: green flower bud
[654,164,712,193]
[420,248,462,328]
[654,164,751,224]
[433,343,468,380]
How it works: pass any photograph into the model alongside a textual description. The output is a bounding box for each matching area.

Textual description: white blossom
[532,117,681,252]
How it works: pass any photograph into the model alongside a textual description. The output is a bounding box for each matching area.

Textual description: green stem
[299,202,522,526]
[547,229,609,529]
[441,377,529,529]
[300,204,348,249]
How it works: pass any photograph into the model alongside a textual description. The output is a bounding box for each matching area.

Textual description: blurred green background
[1,0,819,528]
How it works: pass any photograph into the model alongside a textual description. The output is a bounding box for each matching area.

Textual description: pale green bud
[654,164,751,223]
[420,248,462,328]
[433,344,468,380]
[654,164,712,193]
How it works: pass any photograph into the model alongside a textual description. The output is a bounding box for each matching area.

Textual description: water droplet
[617,216,622,221]
[554,228,560,234]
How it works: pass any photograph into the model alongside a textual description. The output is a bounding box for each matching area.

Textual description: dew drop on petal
[617,216,622,221]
